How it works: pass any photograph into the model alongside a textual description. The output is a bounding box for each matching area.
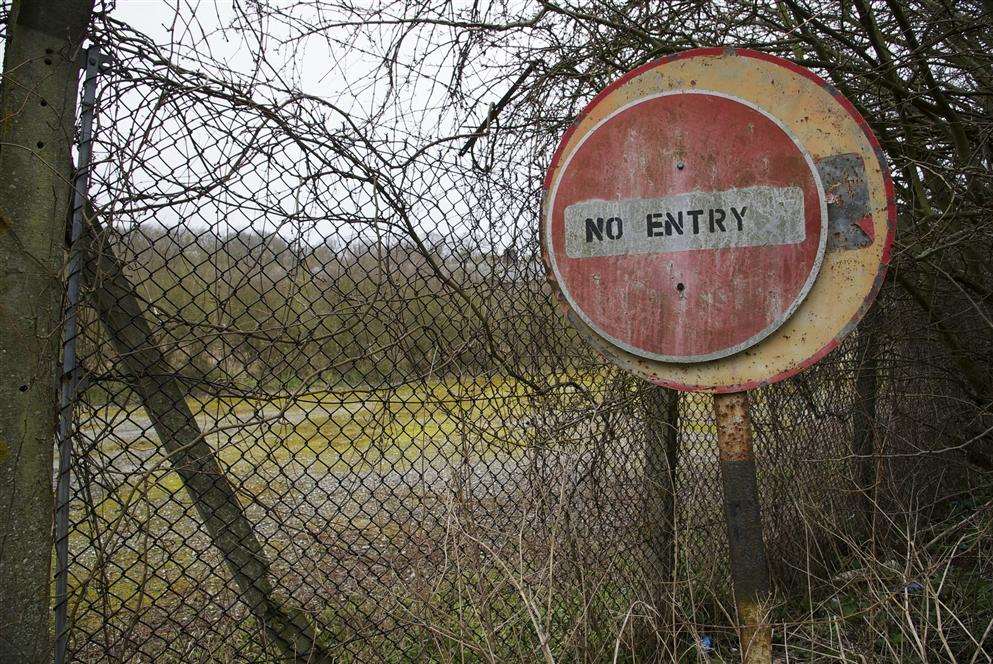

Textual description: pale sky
[99,1,527,250]
[111,0,386,116]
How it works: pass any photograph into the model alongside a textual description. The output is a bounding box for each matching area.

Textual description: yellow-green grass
[63,372,763,648]
[67,376,595,607]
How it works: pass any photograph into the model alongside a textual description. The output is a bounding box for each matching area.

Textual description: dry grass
[64,377,993,662]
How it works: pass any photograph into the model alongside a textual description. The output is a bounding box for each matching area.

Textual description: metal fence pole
[713,391,772,664]
[54,43,102,664]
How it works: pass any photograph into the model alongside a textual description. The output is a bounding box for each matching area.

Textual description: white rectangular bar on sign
[564,185,805,258]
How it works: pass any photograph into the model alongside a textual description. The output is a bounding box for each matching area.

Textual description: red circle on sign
[545,91,827,362]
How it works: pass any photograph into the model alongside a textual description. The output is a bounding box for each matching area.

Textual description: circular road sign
[542,48,895,393]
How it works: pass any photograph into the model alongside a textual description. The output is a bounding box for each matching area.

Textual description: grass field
[68,374,699,659]
[63,376,920,662]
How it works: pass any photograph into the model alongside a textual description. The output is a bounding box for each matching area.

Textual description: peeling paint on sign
[565,186,805,258]
[817,153,873,251]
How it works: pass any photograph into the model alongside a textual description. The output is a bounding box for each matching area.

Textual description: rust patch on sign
[818,153,873,251]
[714,392,755,462]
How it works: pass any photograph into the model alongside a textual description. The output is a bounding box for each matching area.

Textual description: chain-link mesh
[54,8,987,663]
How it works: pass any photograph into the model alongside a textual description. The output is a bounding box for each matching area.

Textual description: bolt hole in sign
[542,48,895,393]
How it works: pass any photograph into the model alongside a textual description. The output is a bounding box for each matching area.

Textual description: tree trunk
[0,1,93,661]
[79,217,333,663]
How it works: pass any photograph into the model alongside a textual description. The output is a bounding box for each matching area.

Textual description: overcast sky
[108,0,498,131]
[98,1,523,249]
[111,0,387,116]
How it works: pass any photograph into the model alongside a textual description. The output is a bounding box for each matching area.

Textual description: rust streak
[714,391,754,461]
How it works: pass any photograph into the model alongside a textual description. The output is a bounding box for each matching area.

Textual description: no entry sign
[542,48,895,392]
[549,91,827,362]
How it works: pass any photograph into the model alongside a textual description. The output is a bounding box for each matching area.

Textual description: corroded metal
[540,49,894,664]
[541,47,896,393]
[818,153,873,251]
[737,598,773,664]
[714,391,772,664]
[714,391,754,462]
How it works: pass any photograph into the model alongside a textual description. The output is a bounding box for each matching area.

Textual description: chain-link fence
[50,5,991,663]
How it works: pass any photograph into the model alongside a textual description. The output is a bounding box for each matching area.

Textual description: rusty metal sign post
[541,48,895,663]
[713,391,772,660]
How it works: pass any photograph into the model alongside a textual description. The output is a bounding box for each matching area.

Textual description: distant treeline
[80,223,584,395]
